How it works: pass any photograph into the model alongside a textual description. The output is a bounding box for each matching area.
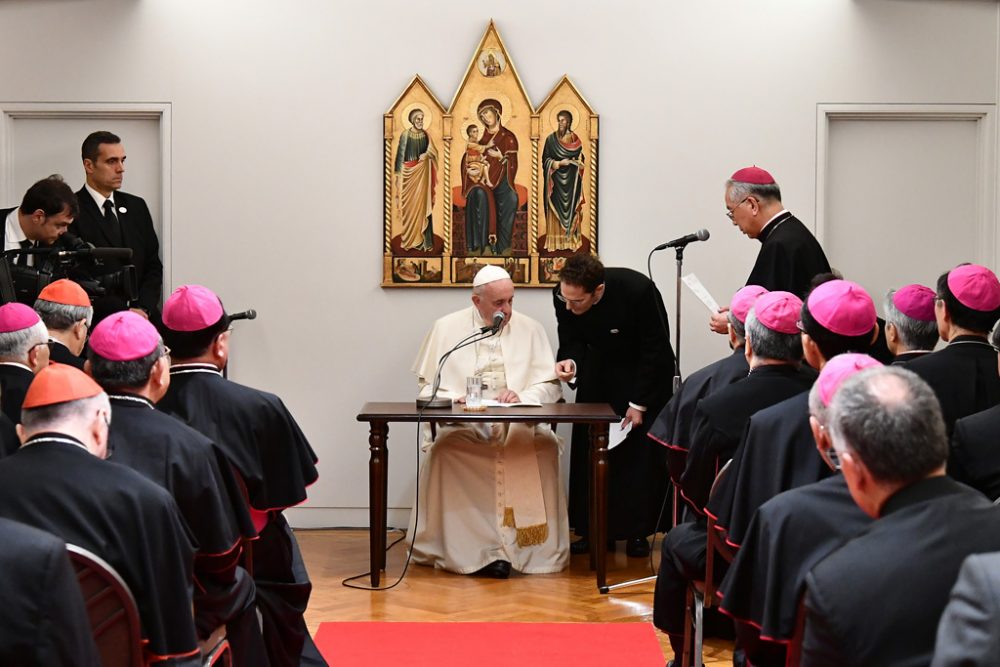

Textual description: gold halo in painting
[467,92,513,127]
[401,102,433,129]
[548,104,582,133]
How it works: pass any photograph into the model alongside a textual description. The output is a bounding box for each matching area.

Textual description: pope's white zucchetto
[472,265,511,287]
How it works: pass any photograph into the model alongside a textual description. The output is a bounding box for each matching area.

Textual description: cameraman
[0,175,76,267]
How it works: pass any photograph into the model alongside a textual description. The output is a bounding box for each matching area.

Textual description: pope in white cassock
[409,265,569,578]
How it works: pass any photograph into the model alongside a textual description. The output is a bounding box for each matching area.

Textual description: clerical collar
[109,393,155,409]
[756,210,791,243]
[880,475,964,518]
[22,432,89,452]
[946,335,993,349]
[170,363,223,376]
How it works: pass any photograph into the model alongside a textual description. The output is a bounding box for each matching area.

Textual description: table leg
[368,420,389,587]
[590,422,609,591]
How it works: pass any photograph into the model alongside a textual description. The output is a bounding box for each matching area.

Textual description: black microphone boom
[653,228,710,251]
[480,311,505,333]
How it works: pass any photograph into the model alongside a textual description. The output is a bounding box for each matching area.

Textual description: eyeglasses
[31,340,53,353]
[725,197,750,220]
[824,447,842,471]
[556,292,591,306]
[161,345,171,361]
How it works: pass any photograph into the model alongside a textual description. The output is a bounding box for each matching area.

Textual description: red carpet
[314,621,665,666]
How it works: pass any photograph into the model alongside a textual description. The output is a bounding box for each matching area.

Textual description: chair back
[703,459,735,608]
[785,593,808,667]
[66,543,145,667]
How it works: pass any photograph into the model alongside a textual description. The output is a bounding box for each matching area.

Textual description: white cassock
[408,305,569,574]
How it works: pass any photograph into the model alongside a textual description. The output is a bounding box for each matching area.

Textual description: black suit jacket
[47,340,85,370]
[70,188,163,317]
[950,405,1000,501]
[907,336,1000,435]
[0,364,32,424]
[803,477,1000,667]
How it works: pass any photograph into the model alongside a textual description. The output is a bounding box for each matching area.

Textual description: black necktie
[103,199,123,247]
[16,239,31,267]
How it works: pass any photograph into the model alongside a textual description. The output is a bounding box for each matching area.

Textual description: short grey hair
[884,289,938,351]
[33,299,93,332]
[727,311,746,343]
[808,381,828,427]
[88,342,164,390]
[725,179,782,204]
[21,393,110,432]
[0,321,48,360]
[828,366,947,484]
[745,309,803,363]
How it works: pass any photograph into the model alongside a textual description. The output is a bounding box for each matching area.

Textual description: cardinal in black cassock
[554,255,674,554]
[0,517,100,667]
[0,363,200,665]
[88,310,267,665]
[157,284,324,667]
[33,278,93,371]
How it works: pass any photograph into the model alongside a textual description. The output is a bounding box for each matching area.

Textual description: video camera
[0,233,138,306]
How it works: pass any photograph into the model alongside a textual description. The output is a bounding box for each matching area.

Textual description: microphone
[417,316,503,408]
[52,247,133,261]
[653,228,710,251]
[480,311,505,333]
[229,309,257,321]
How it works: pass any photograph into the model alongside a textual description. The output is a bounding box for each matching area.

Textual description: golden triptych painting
[383,21,599,287]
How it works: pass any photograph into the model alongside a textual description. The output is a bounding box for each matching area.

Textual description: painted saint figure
[462,99,519,256]
[395,109,438,251]
[542,110,585,252]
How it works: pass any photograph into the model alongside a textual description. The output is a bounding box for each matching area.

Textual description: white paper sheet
[682,273,721,313]
[608,420,633,450]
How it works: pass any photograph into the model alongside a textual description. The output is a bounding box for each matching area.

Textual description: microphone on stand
[653,228,710,251]
[479,311,505,334]
[416,321,502,409]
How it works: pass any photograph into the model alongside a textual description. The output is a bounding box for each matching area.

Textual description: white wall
[1,0,997,526]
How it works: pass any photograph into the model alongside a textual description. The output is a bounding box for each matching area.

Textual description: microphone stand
[416,326,500,409]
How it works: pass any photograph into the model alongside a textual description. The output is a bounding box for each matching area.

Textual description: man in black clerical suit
[709,166,830,335]
[553,254,675,557]
[0,302,50,424]
[706,279,879,548]
[87,310,267,666]
[908,263,1000,435]
[802,366,1000,666]
[71,131,163,322]
[157,284,325,667]
[950,407,1000,501]
[654,291,815,659]
[717,354,880,667]
[33,278,91,370]
[0,517,100,666]
[0,363,200,665]
[648,285,763,454]
[884,284,939,364]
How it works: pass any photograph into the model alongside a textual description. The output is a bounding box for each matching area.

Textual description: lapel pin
[118,206,127,214]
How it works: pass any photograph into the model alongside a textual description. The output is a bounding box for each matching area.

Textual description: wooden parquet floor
[298,528,734,666]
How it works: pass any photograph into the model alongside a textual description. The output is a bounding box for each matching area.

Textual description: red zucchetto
[730,166,776,185]
[23,363,104,409]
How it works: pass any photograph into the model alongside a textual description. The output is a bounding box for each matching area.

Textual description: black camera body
[0,234,138,306]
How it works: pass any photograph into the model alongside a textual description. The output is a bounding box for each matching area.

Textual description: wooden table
[357,402,620,591]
